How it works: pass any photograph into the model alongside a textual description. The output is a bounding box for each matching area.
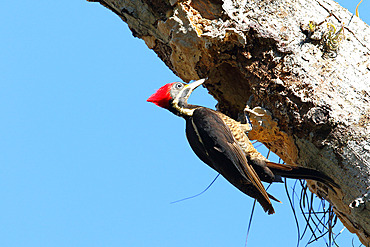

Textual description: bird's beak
[180,78,206,102]
[185,78,206,92]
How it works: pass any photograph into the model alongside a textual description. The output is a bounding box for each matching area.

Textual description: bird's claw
[244,105,265,117]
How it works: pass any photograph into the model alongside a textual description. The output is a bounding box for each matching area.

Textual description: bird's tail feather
[266,162,339,189]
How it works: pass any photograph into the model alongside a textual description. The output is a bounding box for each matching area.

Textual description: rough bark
[88,0,370,244]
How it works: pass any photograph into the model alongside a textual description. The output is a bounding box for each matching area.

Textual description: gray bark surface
[88,0,370,244]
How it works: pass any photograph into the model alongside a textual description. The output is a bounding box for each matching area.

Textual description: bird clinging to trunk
[147,79,339,214]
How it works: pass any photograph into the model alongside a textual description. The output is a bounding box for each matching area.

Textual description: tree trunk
[88,0,370,244]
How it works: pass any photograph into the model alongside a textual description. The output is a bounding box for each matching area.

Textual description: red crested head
[147,82,175,109]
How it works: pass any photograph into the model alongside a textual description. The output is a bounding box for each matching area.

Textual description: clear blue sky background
[0,1,368,247]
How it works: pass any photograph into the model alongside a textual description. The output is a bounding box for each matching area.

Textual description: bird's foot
[244,105,265,117]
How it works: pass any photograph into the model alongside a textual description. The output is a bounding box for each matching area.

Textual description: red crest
[147,83,175,109]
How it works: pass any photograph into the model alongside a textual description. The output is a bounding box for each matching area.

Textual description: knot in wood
[306,106,329,125]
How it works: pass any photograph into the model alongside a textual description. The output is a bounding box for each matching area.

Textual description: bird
[147,79,339,214]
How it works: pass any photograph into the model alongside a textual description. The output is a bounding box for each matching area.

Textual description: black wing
[185,107,274,214]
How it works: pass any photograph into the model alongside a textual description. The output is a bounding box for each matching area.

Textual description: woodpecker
[147,79,339,214]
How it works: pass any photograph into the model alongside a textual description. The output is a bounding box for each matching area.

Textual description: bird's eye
[175,83,183,89]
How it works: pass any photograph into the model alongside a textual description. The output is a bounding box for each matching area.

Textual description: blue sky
[0,1,368,246]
